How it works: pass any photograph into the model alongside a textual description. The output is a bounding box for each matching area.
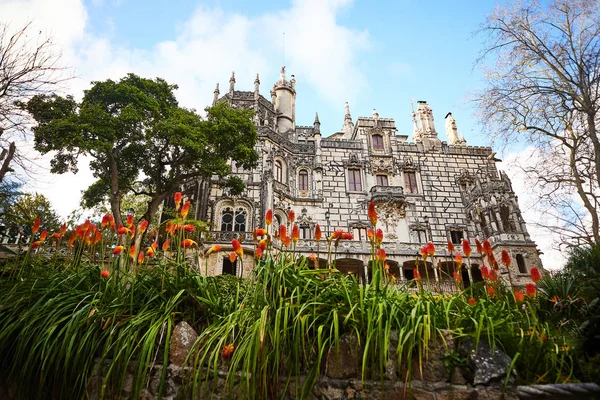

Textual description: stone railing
[369,185,405,202]
[320,139,362,149]
[206,231,254,244]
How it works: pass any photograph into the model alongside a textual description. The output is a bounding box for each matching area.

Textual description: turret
[341,102,354,138]
[445,112,459,145]
[313,112,321,135]
[229,71,235,95]
[213,83,220,105]
[254,73,260,100]
[273,66,296,135]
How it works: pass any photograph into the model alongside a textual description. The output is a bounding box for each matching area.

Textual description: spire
[229,71,235,95]
[213,83,220,105]
[279,66,286,83]
[254,73,260,100]
[444,112,459,145]
[411,99,422,143]
[341,102,354,138]
[313,112,321,134]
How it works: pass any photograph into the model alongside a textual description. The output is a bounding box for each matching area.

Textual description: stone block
[169,321,198,366]
[325,334,360,379]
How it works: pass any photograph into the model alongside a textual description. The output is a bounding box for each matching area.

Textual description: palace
[191,67,543,289]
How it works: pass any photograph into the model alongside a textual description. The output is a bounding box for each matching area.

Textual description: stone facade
[191,68,543,287]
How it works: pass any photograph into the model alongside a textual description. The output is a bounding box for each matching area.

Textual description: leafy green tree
[2,193,61,239]
[26,74,258,228]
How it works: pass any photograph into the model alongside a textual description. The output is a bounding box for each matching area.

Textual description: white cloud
[1,0,371,219]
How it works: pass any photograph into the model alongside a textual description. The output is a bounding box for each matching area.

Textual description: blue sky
[79,0,497,144]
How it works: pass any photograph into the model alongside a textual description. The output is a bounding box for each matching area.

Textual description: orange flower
[151,240,158,251]
[146,247,156,257]
[126,214,134,228]
[229,252,237,262]
[113,245,124,255]
[475,238,483,255]
[540,334,548,343]
[501,250,511,267]
[207,244,222,255]
[489,269,498,282]
[341,232,353,240]
[257,239,268,250]
[232,238,243,256]
[281,235,291,247]
[137,252,145,263]
[368,200,377,226]
[426,242,435,257]
[414,269,422,281]
[487,286,496,296]
[468,297,476,306]
[453,270,462,283]
[162,239,171,251]
[309,253,317,265]
[253,228,267,237]
[51,232,61,240]
[174,192,182,211]
[314,224,322,241]
[367,229,374,242]
[129,245,137,259]
[291,225,299,243]
[526,283,536,297]
[447,240,455,254]
[255,247,263,259]
[222,343,234,358]
[375,229,383,246]
[32,217,41,234]
[462,239,472,257]
[279,225,287,239]
[265,209,273,226]
[287,209,295,223]
[100,270,110,278]
[481,265,490,280]
[38,230,47,242]
[530,267,541,283]
[420,246,428,259]
[117,225,129,235]
[514,290,525,302]
[31,240,43,249]
[60,223,67,235]
[375,248,386,261]
[482,239,492,256]
[93,230,102,245]
[138,219,149,234]
[330,229,343,241]
[180,201,191,219]
[181,239,198,248]
[67,233,77,249]
[454,253,463,269]
[128,224,136,239]
[101,214,110,229]
[183,224,195,232]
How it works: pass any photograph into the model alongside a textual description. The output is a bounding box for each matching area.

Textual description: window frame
[275,160,283,183]
[449,230,464,245]
[372,134,384,150]
[404,171,418,194]
[376,174,389,186]
[348,168,363,192]
[298,170,309,191]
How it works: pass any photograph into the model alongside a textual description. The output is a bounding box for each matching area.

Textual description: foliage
[1,192,60,239]
[476,0,600,247]
[26,74,258,228]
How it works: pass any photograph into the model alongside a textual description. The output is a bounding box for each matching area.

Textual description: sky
[0,0,566,268]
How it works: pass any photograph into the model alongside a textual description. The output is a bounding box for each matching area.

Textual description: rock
[436,390,473,400]
[325,333,360,379]
[412,329,455,382]
[470,389,519,400]
[451,368,468,385]
[459,339,515,386]
[169,321,198,366]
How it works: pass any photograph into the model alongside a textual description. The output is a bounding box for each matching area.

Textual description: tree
[1,192,60,240]
[0,22,67,183]
[477,0,600,247]
[26,74,258,229]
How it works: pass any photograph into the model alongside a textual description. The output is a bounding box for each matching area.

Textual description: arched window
[298,170,309,191]
[300,223,311,239]
[372,134,384,150]
[275,160,283,182]
[221,207,247,232]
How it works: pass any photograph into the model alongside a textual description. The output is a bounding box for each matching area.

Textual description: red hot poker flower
[180,201,191,219]
[482,239,493,256]
[181,239,198,248]
[257,239,268,250]
[530,267,541,283]
[501,250,511,267]
[32,217,41,234]
[481,265,490,280]
[222,344,234,358]
[129,245,136,259]
[174,192,182,211]
[60,223,67,235]
[137,252,145,264]
[453,271,462,283]
[368,200,377,226]
[126,214,134,228]
[265,209,273,226]
[468,297,476,306]
[426,242,435,257]
[514,290,525,302]
[341,232,353,240]
[101,214,111,229]
[117,225,129,235]
[39,230,48,242]
[100,270,110,278]
[315,224,322,241]
[113,246,125,255]
[232,239,243,256]
[462,239,472,257]
[138,220,149,233]
[162,239,171,251]
[475,239,483,255]
[229,252,237,262]
[281,235,291,247]
[287,209,295,223]
[526,283,536,297]
[420,246,428,259]
[375,229,384,246]
[279,225,287,240]
[375,248,386,261]
[367,229,374,242]
[454,253,463,269]
[207,244,222,255]
[447,240,455,254]
[291,225,299,243]
[183,224,195,233]
[487,286,496,296]
[489,269,499,282]
[414,269,422,281]
[255,247,263,259]
[253,228,267,237]
[146,247,156,257]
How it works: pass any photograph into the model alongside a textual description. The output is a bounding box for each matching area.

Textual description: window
[275,160,283,183]
[348,169,362,191]
[516,254,526,273]
[353,227,366,241]
[372,134,384,150]
[500,205,515,232]
[298,170,309,191]
[480,213,490,237]
[411,229,427,243]
[376,174,389,186]
[222,257,237,276]
[404,171,418,194]
[450,230,464,245]
[221,207,247,232]
[300,224,311,239]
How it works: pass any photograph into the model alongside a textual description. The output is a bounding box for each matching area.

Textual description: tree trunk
[108,152,123,227]
[0,142,16,183]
